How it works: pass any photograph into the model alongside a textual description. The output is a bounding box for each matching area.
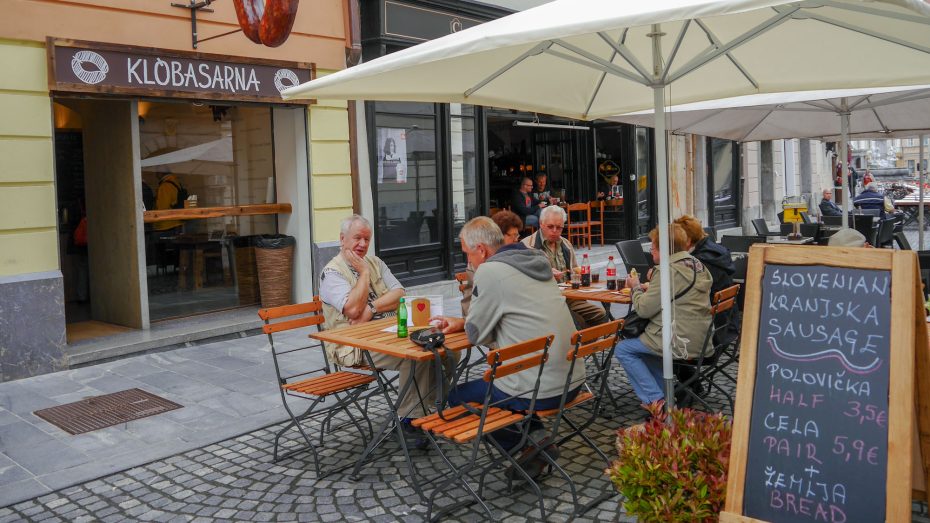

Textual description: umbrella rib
[801,100,839,112]
[666,7,800,84]
[595,32,651,83]
[741,109,775,142]
[854,90,930,111]
[661,20,691,84]
[463,41,553,98]
[547,41,649,85]
[814,0,930,26]
[803,12,930,57]
[870,107,889,133]
[584,34,626,118]
[693,19,759,90]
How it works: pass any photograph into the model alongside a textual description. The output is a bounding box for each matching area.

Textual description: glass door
[633,127,654,237]
[707,138,740,229]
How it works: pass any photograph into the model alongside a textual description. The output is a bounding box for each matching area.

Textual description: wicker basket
[233,237,260,305]
[255,239,294,308]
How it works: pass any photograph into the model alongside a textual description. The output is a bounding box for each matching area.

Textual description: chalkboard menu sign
[723,246,930,523]
[743,264,891,522]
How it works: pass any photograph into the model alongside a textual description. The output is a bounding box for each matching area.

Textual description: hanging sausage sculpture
[232,0,299,48]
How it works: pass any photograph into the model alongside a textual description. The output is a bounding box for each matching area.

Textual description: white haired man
[521,205,607,329]
[318,215,439,445]
[433,216,582,476]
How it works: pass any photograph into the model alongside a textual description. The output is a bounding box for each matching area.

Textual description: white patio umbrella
[609,85,930,229]
[282,0,930,406]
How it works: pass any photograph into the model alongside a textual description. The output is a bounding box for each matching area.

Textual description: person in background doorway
[819,188,843,217]
[532,174,557,205]
[512,176,544,228]
[154,172,185,233]
[597,174,621,200]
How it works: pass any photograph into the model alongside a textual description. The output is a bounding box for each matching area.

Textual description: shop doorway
[54,98,148,341]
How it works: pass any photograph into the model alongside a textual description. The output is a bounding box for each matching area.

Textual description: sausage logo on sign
[71,51,109,84]
[233,0,300,47]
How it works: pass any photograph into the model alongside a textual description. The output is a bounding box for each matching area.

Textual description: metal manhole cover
[33,388,182,435]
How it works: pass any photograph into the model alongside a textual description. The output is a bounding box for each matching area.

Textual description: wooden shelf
[143,203,292,223]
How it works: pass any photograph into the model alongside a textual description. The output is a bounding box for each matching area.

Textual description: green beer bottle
[397,298,408,338]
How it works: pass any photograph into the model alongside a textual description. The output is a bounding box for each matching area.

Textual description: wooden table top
[561,282,632,304]
[309,318,472,361]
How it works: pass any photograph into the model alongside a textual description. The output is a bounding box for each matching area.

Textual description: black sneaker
[400,420,430,451]
[506,441,560,481]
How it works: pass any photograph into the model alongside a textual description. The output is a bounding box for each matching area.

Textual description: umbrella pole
[840,99,850,229]
[917,134,927,251]
[650,24,676,409]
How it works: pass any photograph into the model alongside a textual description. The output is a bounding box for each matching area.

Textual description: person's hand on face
[343,248,368,276]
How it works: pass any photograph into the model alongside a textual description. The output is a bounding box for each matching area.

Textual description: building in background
[0,0,360,380]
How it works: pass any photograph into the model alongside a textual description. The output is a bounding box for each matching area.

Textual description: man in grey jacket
[433,217,582,472]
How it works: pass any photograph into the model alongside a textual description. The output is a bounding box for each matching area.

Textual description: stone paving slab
[0,329,321,507]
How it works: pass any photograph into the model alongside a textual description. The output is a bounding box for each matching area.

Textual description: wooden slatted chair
[587,200,606,246]
[672,284,741,413]
[565,202,592,249]
[412,335,554,521]
[532,319,622,516]
[258,299,375,476]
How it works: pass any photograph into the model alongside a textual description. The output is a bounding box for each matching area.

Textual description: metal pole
[839,99,850,229]
[650,24,676,409]
[921,134,926,250]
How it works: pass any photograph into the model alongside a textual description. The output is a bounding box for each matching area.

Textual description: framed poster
[377,128,408,184]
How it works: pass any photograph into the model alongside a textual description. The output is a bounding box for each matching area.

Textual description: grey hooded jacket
[465,245,584,399]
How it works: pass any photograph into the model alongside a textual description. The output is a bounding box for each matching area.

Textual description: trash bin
[254,234,296,308]
[233,235,260,305]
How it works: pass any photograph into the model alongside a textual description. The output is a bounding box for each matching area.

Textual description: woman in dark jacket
[674,215,739,346]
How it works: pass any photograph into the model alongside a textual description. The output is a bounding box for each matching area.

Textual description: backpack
[164,180,189,209]
[74,217,88,247]
[141,182,155,211]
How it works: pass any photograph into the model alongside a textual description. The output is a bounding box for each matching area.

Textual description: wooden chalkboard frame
[720,244,925,523]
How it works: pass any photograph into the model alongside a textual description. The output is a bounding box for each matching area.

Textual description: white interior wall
[273,107,312,303]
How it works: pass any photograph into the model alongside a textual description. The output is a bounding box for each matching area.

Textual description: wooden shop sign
[48,39,314,104]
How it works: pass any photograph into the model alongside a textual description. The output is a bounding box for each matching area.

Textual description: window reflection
[374,102,439,250]
[140,102,276,321]
[451,104,477,238]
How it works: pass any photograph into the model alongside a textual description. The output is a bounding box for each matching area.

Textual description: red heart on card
[416,303,426,312]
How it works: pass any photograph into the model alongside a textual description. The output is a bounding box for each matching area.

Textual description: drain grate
[34,388,183,435]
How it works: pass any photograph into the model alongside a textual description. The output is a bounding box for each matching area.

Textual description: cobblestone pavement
[0,359,728,522]
[3,356,929,522]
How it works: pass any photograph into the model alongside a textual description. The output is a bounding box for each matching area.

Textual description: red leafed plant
[607,403,732,522]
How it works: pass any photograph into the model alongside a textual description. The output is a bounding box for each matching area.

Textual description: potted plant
[607,403,732,522]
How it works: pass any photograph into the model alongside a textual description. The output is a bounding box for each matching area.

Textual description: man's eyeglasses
[543,224,564,231]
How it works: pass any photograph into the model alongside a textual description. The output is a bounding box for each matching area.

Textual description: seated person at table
[521,205,608,330]
[433,216,582,475]
[819,188,843,217]
[614,224,713,412]
[460,210,523,316]
[319,215,442,441]
[853,183,886,214]
[674,215,739,345]
[532,174,557,205]
[511,176,545,227]
[597,174,621,200]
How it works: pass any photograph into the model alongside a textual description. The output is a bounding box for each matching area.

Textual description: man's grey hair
[866,182,878,192]
[540,204,566,223]
[823,188,832,196]
[460,216,503,250]
[340,214,372,236]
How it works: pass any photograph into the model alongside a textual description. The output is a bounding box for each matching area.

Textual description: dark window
[372,102,440,251]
